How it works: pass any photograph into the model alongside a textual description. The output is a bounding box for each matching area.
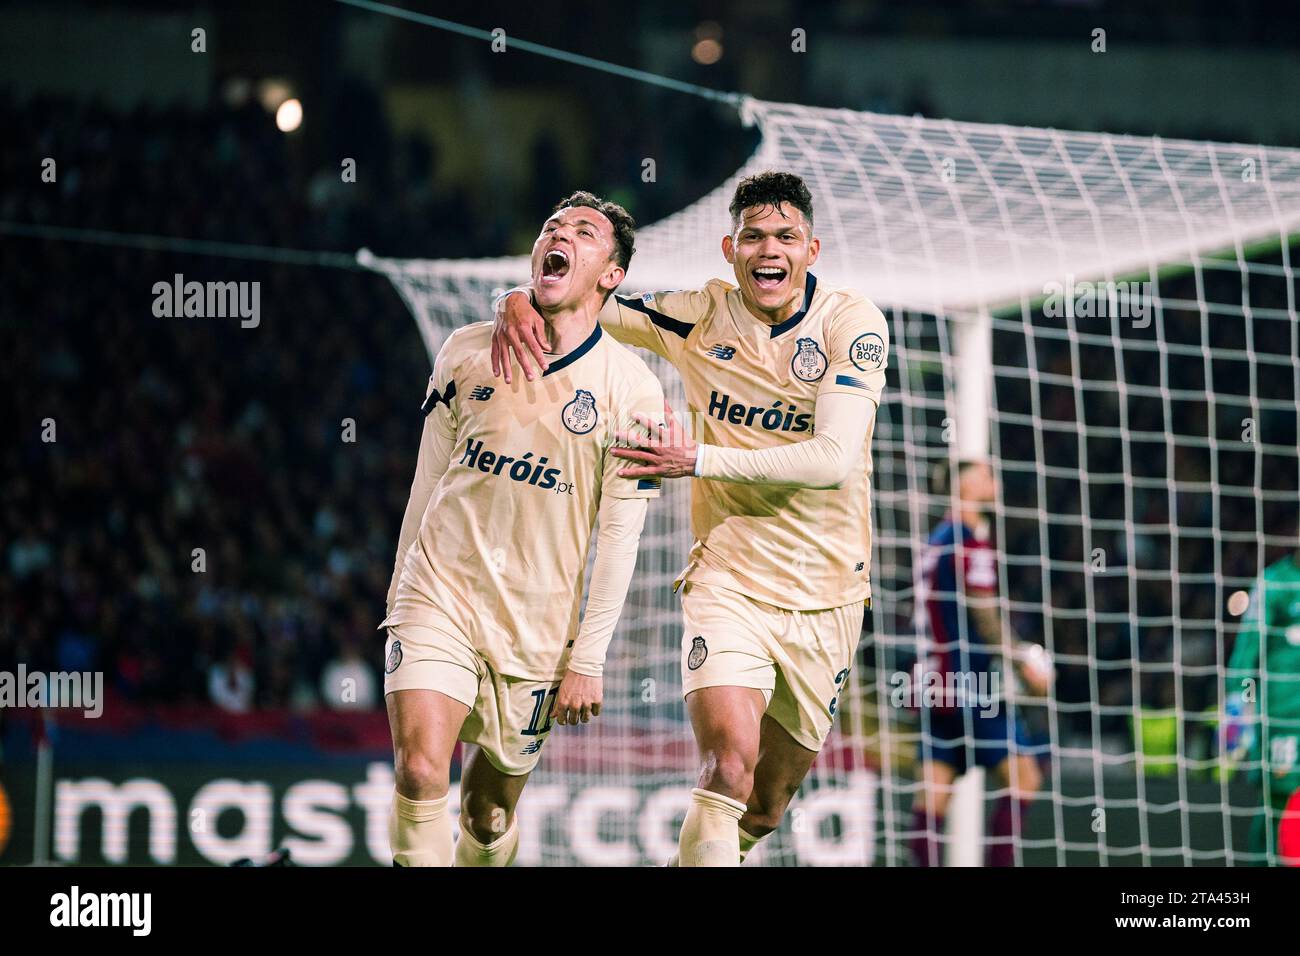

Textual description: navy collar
[767,273,818,338]
[542,322,602,376]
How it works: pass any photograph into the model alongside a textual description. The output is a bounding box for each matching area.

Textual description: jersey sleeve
[416,335,461,435]
[602,366,667,500]
[384,337,460,617]
[819,294,889,405]
[696,390,874,489]
[567,494,649,677]
[598,287,712,363]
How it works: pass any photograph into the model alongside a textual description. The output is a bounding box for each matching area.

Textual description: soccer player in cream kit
[382,192,664,866]
[496,172,889,866]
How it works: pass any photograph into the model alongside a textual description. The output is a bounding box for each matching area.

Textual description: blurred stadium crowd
[1,76,1296,771]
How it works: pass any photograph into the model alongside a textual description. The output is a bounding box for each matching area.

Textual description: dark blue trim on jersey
[420,380,456,417]
[617,294,694,339]
[636,478,662,490]
[768,273,818,338]
[835,373,869,389]
[542,323,603,377]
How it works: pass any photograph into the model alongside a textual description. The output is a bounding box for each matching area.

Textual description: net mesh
[363,97,1300,865]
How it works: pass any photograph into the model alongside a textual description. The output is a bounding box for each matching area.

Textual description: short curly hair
[728,171,814,230]
[553,191,636,271]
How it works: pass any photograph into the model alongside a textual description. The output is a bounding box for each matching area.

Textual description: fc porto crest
[791,337,828,382]
[687,635,708,671]
[385,640,403,675]
[562,388,599,434]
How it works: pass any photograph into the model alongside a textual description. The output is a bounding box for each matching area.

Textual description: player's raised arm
[492,282,711,382]
[596,287,709,361]
[384,339,460,618]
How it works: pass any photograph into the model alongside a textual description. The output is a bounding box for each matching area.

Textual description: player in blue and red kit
[909,460,1050,866]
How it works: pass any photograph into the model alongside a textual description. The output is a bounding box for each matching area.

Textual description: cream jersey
[598,275,888,611]
[382,320,664,681]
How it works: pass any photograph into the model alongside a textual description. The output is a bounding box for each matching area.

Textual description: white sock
[389,791,453,867]
[667,823,765,866]
[678,787,746,867]
[738,826,765,864]
[454,815,519,867]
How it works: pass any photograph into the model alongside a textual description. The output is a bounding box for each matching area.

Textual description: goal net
[362,96,1300,866]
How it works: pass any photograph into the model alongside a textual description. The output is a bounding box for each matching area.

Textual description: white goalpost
[363,97,1300,865]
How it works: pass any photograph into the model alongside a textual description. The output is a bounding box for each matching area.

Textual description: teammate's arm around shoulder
[384,337,461,618]
[555,369,664,725]
[596,286,713,361]
[490,284,714,381]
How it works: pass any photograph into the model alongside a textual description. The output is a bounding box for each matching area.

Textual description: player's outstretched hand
[491,290,551,384]
[554,670,603,725]
[612,400,697,479]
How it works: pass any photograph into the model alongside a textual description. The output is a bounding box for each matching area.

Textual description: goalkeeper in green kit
[1223,537,1300,866]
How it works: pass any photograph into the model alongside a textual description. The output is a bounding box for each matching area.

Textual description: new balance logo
[469,385,495,401]
[521,740,544,755]
[707,344,736,360]
[855,562,864,572]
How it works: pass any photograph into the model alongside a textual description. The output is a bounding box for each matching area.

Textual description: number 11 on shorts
[523,686,559,735]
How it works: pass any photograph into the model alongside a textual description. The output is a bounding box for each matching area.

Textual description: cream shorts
[383,619,561,776]
[680,580,865,750]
